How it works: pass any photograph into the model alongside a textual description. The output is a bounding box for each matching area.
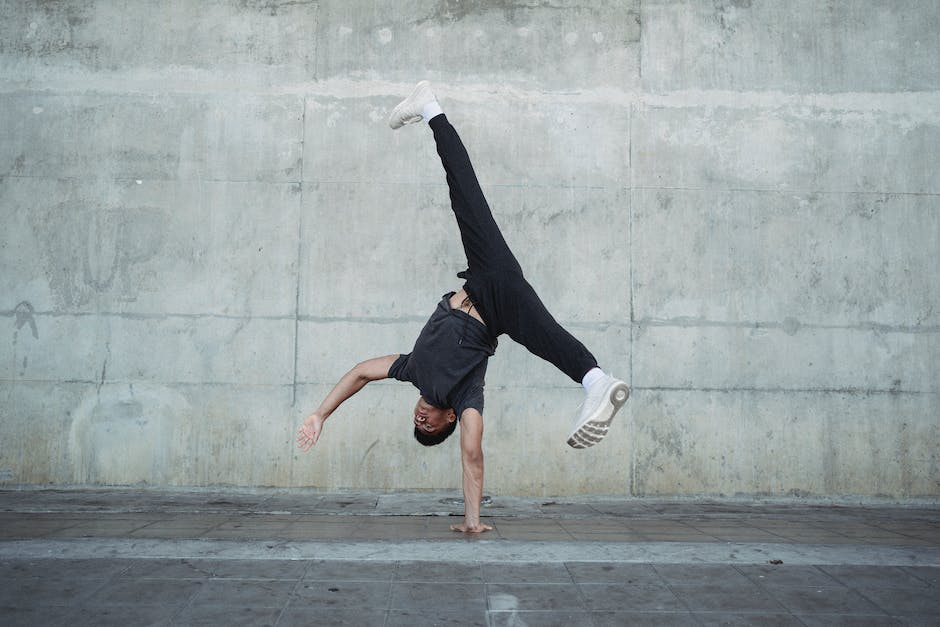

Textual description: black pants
[430,114,598,384]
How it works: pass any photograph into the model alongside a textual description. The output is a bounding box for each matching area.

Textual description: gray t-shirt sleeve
[453,384,484,420]
[451,361,487,420]
[388,353,412,383]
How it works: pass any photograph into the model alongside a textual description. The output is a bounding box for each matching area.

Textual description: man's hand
[296,413,325,451]
[294,355,397,454]
[450,521,493,534]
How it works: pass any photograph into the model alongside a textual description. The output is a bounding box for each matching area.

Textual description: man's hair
[414,419,458,446]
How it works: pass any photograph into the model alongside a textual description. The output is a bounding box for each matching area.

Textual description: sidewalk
[1,488,938,626]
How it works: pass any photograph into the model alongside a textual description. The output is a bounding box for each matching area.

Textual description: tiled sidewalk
[1,489,938,626]
[1,489,938,546]
[1,510,938,545]
[2,556,940,626]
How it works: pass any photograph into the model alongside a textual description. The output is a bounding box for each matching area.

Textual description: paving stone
[903,566,940,586]
[694,613,805,626]
[591,611,699,626]
[395,560,484,583]
[0,558,132,579]
[485,583,586,611]
[85,579,205,608]
[736,564,843,588]
[670,581,786,613]
[388,609,490,626]
[767,586,885,614]
[5,605,181,627]
[193,558,306,580]
[565,562,664,585]
[796,615,904,627]
[488,609,597,627]
[277,608,387,626]
[390,582,485,612]
[290,580,391,609]
[892,615,940,627]
[857,587,940,615]
[189,579,296,608]
[483,562,575,584]
[654,564,754,586]
[0,575,111,607]
[304,560,398,582]
[819,565,931,589]
[172,605,283,626]
[578,582,685,612]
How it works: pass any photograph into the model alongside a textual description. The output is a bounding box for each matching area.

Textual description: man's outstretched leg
[388,81,629,448]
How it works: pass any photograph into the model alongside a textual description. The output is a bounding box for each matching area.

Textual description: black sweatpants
[429,114,598,384]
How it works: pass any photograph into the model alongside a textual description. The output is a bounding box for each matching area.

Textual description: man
[297,81,629,534]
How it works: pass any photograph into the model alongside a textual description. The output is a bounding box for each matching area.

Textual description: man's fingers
[450,523,492,533]
[296,426,319,451]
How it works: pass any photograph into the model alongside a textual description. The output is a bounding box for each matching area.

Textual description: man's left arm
[450,408,493,534]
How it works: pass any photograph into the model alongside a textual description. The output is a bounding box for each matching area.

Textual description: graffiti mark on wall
[11,301,38,378]
[13,301,39,339]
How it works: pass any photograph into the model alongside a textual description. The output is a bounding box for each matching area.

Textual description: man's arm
[296,354,398,451]
[450,408,493,534]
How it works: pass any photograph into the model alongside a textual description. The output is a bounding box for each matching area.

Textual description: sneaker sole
[388,80,431,129]
[567,382,630,449]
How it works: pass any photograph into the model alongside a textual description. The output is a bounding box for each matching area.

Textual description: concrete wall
[1,0,937,498]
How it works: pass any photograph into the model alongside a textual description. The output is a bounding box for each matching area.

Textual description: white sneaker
[567,375,629,449]
[388,80,437,129]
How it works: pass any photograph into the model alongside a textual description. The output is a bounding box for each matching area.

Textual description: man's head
[413,397,457,446]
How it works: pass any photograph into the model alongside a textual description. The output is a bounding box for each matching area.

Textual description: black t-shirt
[388,293,498,419]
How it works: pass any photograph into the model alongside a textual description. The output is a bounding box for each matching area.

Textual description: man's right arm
[296,354,398,451]
[450,407,493,534]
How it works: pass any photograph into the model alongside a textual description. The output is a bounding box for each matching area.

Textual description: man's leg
[421,111,609,388]
[480,269,630,449]
[389,82,629,448]
[389,81,519,280]
[426,113,599,385]
[428,114,522,278]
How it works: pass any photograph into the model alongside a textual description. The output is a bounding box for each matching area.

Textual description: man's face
[413,397,456,435]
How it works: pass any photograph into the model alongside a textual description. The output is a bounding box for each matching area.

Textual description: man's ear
[446,409,457,423]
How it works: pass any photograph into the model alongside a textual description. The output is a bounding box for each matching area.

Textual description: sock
[581,367,606,391]
[422,100,443,122]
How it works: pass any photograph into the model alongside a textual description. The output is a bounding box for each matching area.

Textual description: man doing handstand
[297,81,629,533]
